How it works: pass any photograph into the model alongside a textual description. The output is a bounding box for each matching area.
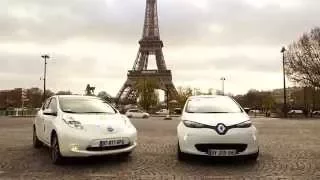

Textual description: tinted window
[59,97,116,114]
[185,97,242,113]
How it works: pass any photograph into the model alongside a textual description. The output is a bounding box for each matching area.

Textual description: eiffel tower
[116,0,178,104]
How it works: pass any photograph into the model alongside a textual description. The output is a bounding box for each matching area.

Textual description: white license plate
[208,149,236,156]
[100,139,124,147]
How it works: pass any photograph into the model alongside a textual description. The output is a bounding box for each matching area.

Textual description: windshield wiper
[187,112,233,113]
[63,110,77,113]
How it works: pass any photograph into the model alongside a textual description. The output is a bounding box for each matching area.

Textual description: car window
[185,97,242,113]
[59,97,116,114]
[42,98,51,110]
[49,98,57,113]
[130,109,138,113]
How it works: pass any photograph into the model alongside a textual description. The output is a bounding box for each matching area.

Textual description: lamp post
[281,47,287,118]
[164,85,172,120]
[193,88,200,96]
[41,54,50,102]
[220,77,226,95]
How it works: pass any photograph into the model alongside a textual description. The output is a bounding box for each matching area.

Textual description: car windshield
[185,97,243,113]
[59,97,116,114]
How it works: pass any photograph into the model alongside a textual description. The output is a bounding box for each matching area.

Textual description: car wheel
[142,115,148,119]
[247,150,259,161]
[127,115,132,118]
[177,143,188,161]
[122,151,132,157]
[33,126,42,149]
[50,134,64,165]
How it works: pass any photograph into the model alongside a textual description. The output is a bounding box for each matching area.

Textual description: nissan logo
[216,123,227,135]
[107,127,114,132]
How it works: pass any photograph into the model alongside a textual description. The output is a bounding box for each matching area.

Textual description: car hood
[181,112,249,126]
[63,113,128,133]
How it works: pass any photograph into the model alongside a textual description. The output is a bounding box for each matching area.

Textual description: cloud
[3,0,320,46]
[0,0,319,95]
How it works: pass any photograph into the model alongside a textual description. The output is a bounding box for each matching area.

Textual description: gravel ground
[0,117,319,180]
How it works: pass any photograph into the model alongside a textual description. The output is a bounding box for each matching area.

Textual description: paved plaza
[0,117,319,179]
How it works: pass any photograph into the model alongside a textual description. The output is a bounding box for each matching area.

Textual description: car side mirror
[244,108,250,114]
[43,109,57,116]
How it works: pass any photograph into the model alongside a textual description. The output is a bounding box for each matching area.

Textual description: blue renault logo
[216,123,227,135]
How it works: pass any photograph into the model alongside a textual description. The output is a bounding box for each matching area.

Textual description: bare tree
[286,27,320,88]
[176,87,193,108]
[134,78,159,111]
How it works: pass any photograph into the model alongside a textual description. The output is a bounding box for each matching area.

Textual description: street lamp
[220,77,226,95]
[41,54,50,102]
[164,85,172,120]
[281,47,287,118]
[193,88,200,96]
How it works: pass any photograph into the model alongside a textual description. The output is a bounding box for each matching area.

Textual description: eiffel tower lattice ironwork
[116,0,178,104]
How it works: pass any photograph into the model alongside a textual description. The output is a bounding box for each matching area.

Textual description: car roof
[54,95,100,100]
[188,95,227,100]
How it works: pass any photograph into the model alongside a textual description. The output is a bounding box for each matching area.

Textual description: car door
[137,110,144,118]
[131,109,138,118]
[43,97,58,144]
[36,99,51,142]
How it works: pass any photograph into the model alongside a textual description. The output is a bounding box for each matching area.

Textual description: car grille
[86,144,131,151]
[195,144,247,154]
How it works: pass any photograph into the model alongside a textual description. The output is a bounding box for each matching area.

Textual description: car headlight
[63,116,84,130]
[235,120,252,128]
[121,115,135,129]
[183,120,207,128]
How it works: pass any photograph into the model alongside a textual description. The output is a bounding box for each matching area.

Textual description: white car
[312,110,320,115]
[177,95,259,161]
[155,109,169,115]
[125,109,150,118]
[288,110,304,114]
[33,95,137,164]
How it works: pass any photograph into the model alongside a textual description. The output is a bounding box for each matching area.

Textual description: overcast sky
[2,0,319,96]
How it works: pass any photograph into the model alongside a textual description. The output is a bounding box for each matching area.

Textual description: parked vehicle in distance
[125,109,150,118]
[155,109,169,115]
[312,110,320,115]
[288,110,304,115]
[174,108,182,115]
[249,109,261,114]
[33,95,137,164]
[177,95,259,161]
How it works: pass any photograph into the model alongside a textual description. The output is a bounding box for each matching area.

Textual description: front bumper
[67,142,137,157]
[58,127,137,157]
[177,123,259,156]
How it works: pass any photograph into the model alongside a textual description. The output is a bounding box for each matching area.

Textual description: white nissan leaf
[33,95,137,164]
[177,95,259,160]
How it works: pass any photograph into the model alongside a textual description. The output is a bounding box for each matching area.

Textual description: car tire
[127,115,132,118]
[142,115,148,119]
[50,134,64,165]
[247,150,259,161]
[33,126,42,149]
[177,143,188,161]
[122,151,132,157]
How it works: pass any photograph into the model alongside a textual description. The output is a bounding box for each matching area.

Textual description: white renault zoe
[33,95,137,164]
[177,95,259,160]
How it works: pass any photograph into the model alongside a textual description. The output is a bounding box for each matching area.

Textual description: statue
[85,84,95,96]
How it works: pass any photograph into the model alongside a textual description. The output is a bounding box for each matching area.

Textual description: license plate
[208,149,236,156]
[100,139,124,147]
